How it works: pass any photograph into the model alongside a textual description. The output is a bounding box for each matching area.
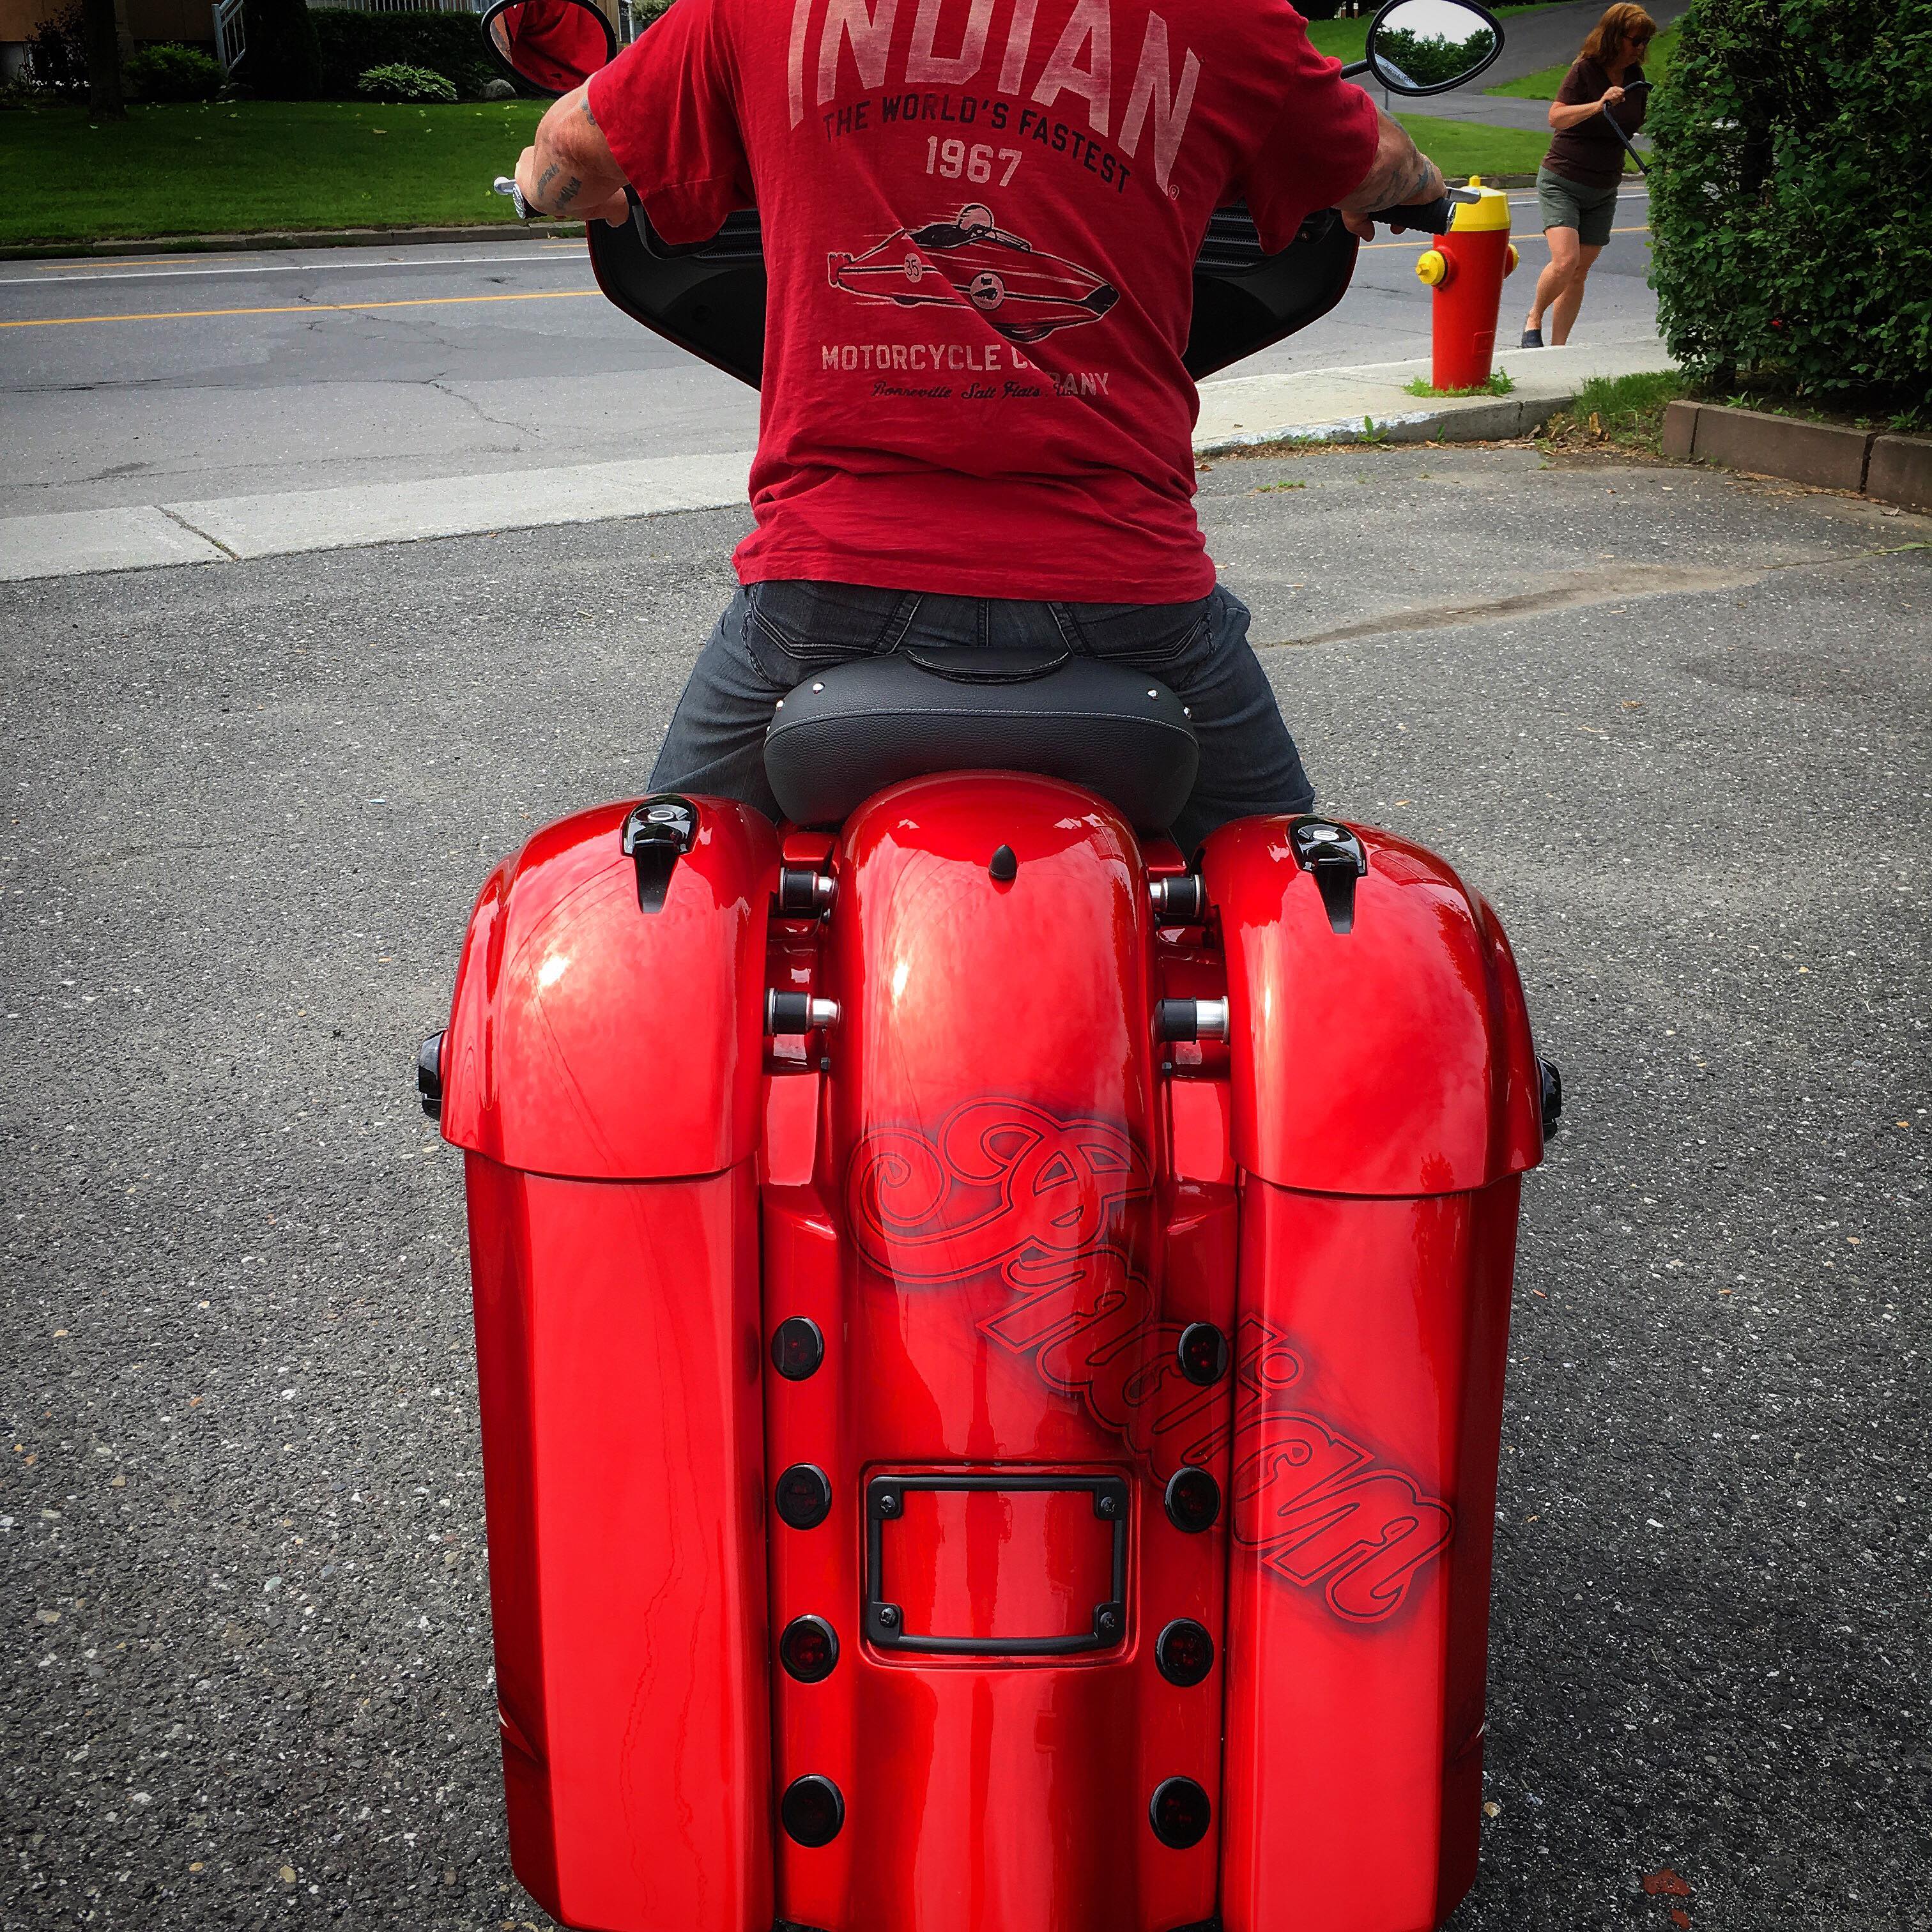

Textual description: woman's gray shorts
[1536,166,1620,246]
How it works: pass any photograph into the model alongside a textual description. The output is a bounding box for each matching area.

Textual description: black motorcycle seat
[764,648,1199,829]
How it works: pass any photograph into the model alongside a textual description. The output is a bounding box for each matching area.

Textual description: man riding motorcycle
[513,0,1446,853]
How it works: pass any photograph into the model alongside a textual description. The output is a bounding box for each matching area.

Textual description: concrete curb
[0,450,755,582]
[1195,393,1549,455]
[0,221,585,262]
[1194,339,1679,457]
[1,341,1680,583]
[1663,400,1932,511]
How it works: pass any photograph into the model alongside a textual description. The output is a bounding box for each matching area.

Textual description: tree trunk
[82,0,126,121]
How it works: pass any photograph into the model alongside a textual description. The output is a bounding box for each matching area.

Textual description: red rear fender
[440,797,779,1179]
[1201,818,1543,1197]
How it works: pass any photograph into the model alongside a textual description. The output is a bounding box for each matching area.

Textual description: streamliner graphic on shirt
[828,202,1119,344]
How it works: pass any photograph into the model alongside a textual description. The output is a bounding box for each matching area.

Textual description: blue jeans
[648,581,1316,854]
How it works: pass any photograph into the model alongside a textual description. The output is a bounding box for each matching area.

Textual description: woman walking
[1522,3,1655,347]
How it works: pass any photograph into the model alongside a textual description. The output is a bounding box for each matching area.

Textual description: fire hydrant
[1414,177,1520,390]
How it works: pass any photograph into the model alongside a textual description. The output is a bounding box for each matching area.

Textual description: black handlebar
[1362,195,1456,234]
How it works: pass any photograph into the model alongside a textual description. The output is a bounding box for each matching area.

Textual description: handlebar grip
[1363,194,1455,234]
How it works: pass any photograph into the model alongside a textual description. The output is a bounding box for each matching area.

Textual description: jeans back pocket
[744,581,922,682]
[1053,595,1215,670]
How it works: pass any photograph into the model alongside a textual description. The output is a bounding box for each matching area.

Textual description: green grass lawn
[1487,24,1680,96]
[0,101,545,247]
[2,82,1565,250]
[1393,112,1556,179]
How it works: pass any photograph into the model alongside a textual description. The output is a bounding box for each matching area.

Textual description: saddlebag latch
[1289,816,1369,935]
[620,795,697,913]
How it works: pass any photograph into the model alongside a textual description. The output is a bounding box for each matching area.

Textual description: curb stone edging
[1866,434,1932,514]
[1664,399,1931,511]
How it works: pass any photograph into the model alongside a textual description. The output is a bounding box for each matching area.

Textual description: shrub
[24,3,87,93]
[125,42,225,102]
[312,8,507,100]
[240,0,324,99]
[358,61,457,103]
[1650,0,1932,411]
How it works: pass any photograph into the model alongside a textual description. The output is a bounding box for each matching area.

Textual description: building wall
[2,0,213,52]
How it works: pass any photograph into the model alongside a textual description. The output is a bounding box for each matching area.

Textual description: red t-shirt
[587,0,1377,601]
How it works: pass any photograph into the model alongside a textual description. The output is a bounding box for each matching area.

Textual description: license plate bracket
[864,1471,1130,1658]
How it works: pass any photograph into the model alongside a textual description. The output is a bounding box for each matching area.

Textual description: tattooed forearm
[518,81,631,224]
[1337,106,1446,212]
[530,160,585,213]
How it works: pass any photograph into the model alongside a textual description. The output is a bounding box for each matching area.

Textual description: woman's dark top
[1542,56,1648,190]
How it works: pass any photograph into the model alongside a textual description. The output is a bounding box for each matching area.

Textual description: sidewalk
[1193,338,1678,457]
[0,339,1678,582]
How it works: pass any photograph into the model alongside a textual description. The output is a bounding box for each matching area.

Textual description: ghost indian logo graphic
[829,203,1119,343]
[848,1100,1457,1627]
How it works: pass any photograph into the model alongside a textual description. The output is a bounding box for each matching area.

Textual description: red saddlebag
[1200,819,1544,1932]
[438,798,779,1932]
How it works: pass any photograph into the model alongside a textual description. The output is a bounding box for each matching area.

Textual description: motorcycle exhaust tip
[1156,997,1228,1043]
[1149,873,1207,924]
[766,990,839,1035]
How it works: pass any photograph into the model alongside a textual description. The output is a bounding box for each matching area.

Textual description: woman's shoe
[1520,326,1544,348]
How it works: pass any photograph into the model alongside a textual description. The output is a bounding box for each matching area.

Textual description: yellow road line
[3,225,1652,324]
[0,287,601,329]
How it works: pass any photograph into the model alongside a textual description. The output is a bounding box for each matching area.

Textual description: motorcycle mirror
[1363,0,1503,96]
[479,0,618,98]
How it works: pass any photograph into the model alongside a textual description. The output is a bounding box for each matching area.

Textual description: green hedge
[1650,0,1932,410]
[311,8,507,100]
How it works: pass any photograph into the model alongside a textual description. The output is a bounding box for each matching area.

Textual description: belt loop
[883,591,923,653]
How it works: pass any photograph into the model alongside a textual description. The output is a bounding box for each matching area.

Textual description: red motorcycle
[427,6,1554,1931]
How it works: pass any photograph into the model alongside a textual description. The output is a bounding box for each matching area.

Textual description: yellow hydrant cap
[1449,178,1514,234]
[1415,249,1449,287]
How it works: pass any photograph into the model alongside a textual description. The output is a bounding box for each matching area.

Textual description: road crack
[1258,548,1912,651]
[155,505,239,562]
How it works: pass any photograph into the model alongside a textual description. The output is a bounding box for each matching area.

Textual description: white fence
[211,0,245,72]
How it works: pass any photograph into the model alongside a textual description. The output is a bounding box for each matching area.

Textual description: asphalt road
[0,188,1657,518]
[4,447,1928,1931]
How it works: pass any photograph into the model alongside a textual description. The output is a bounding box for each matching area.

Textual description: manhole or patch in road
[1678,647,1882,700]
